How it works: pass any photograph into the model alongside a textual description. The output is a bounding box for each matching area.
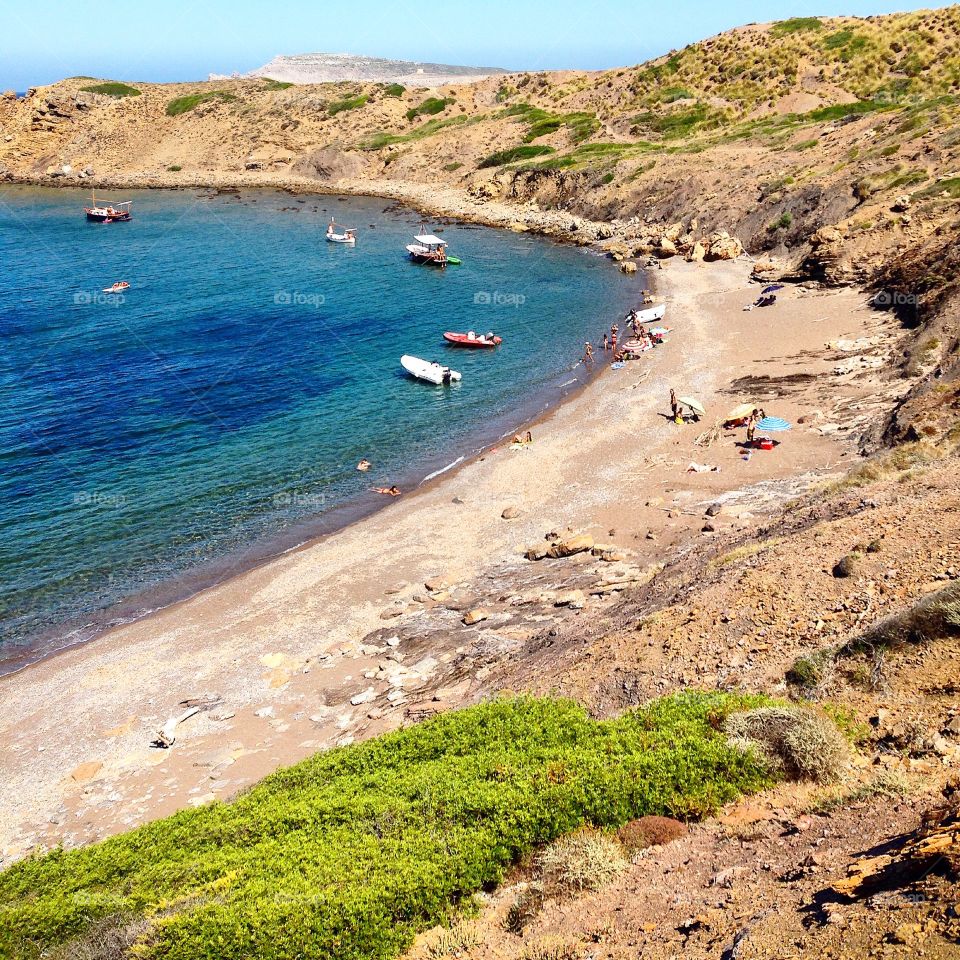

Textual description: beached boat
[326,220,356,244]
[632,303,666,323]
[401,354,461,385]
[406,230,448,266]
[102,281,130,293]
[84,191,132,223]
[443,331,501,348]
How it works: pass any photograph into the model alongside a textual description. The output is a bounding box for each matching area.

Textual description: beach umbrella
[726,402,759,421]
[762,284,785,294]
[756,416,791,432]
[678,396,706,415]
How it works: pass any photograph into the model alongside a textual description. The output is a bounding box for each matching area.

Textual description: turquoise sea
[0,186,641,671]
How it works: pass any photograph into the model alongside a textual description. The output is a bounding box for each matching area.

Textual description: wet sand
[0,257,906,864]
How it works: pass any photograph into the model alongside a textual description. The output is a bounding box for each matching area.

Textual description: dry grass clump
[725,707,850,782]
[847,581,960,652]
[519,937,584,960]
[506,828,627,933]
[807,767,912,814]
[538,828,628,896]
[48,914,151,960]
[423,920,482,960]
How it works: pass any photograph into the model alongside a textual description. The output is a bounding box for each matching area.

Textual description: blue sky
[0,0,950,90]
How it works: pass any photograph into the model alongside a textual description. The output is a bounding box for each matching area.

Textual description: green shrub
[0,693,776,960]
[383,83,406,97]
[361,114,478,151]
[406,96,453,121]
[443,162,464,172]
[79,82,141,98]
[768,211,794,231]
[771,17,823,35]
[166,165,182,172]
[262,79,294,90]
[328,93,368,116]
[478,144,556,168]
[166,91,238,116]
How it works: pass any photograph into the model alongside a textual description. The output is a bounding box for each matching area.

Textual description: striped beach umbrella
[756,416,791,432]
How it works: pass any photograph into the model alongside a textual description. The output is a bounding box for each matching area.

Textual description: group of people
[583,308,665,365]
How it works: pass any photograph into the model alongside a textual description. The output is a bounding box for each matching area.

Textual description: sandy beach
[0,254,906,864]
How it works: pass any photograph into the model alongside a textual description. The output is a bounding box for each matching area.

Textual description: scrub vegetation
[0,693,782,960]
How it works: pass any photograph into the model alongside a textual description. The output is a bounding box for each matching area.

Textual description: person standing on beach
[602,332,609,351]
[670,389,678,419]
[583,341,594,364]
[610,324,619,351]
[746,409,759,445]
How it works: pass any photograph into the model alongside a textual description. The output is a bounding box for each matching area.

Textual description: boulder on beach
[703,231,743,261]
[546,533,594,559]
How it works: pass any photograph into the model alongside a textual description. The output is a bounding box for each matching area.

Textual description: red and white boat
[102,281,130,293]
[84,190,132,223]
[443,331,502,348]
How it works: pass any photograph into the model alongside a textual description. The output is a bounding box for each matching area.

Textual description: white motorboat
[326,219,356,244]
[401,355,461,385]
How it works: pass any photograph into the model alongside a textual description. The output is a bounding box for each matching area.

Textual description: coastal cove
[0,186,641,672]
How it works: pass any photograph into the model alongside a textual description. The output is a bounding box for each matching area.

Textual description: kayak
[443,331,501,348]
[401,354,462,385]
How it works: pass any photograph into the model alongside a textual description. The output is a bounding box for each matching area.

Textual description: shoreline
[0,248,906,866]
[0,184,625,678]
[1,172,622,250]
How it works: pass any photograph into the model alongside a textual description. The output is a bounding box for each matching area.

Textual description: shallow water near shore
[0,186,640,671]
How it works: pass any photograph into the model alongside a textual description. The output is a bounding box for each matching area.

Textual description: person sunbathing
[373,486,401,496]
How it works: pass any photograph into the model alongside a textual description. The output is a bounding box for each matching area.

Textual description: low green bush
[478,144,556,167]
[383,83,406,98]
[771,16,823,35]
[262,79,294,90]
[406,96,453,121]
[166,91,237,116]
[328,93,368,116]
[0,693,775,960]
[79,82,141,98]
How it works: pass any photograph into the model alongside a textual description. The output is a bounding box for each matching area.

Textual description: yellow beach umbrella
[678,396,706,416]
[726,402,758,421]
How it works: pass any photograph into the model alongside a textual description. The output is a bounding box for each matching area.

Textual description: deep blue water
[0,186,640,670]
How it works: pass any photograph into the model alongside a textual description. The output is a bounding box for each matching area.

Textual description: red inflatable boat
[443,331,502,348]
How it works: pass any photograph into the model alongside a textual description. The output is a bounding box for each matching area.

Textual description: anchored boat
[406,229,448,266]
[84,191,132,223]
[326,219,356,244]
[401,355,461,385]
[443,331,501,348]
[102,281,130,294]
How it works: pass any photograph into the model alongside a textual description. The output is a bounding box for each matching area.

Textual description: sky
[0,0,951,91]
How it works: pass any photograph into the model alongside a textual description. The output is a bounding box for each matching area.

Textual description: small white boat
[401,354,461,385]
[102,281,130,294]
[326,219,356,244]
[631,303,666,323]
